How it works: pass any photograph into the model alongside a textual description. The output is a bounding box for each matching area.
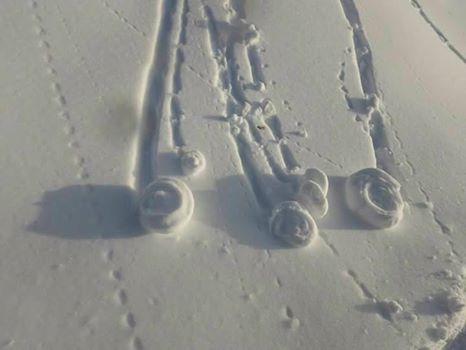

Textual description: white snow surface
[1,0,466,349]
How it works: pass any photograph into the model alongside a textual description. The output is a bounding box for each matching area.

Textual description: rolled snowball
[180,150,206,177]
[345,168,404,229]
[294,179,328,219]
[300,168,328,196]
[139,177,194,232]
[269,201,318,247]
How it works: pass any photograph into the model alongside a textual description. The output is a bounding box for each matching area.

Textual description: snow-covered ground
[1,1,466,349]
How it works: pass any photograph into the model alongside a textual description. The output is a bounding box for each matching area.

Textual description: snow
[1,0,466,349]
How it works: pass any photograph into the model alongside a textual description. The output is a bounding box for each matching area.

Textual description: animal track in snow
[29,0,90,183]
[0,339,14,348]
[409,0,466,64]
[129,336,144,350]
[100,0,147,38]
[115,289,128,306]
[31,0,110,236]
[104,249,143,349]
[110,269,123,281]
[123,312,137,329]
[282,306,301,330]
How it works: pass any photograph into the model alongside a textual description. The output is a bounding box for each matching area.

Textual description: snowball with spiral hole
[294,179,328,219]
[139,177,194,232]
[345,168,404,229]
[180,150,206,176]
[269,201,318,247]
[300,168,329,196]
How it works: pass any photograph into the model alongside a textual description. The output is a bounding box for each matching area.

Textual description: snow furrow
[246,45,266,87]
[134,0,184,191]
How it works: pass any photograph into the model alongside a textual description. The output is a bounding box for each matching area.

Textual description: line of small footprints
[100,0,147,38]
[282,305,300,331]
[29,0,105,227]
[29,0,90,183]
[103,250,144,350]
